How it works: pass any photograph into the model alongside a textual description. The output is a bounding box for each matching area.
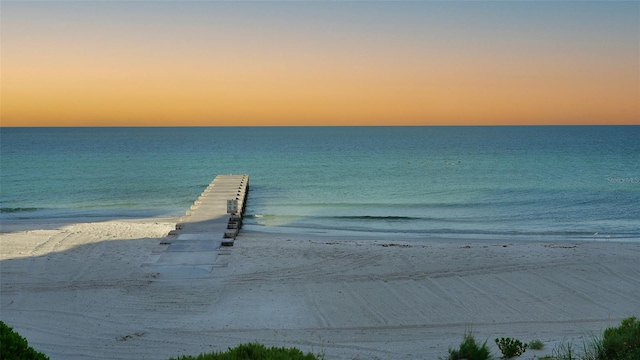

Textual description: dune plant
[528,339,545,350]
[549,341,578,360]
[600,316,640,360]
[495,337,527,359]
[445,331,494,360]
[543,337,605,360]
[168,342,323,360]
[0,321,50,360]
[581,334,606,360]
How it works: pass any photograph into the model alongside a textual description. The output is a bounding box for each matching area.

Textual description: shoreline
[1,219,639,359]
[3,207,637,242]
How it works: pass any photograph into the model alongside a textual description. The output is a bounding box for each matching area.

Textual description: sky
[1,1,638,127]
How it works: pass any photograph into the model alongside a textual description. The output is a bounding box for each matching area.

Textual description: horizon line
[2,124,638,129]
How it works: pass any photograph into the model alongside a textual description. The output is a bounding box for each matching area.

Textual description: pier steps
[143,174,249,277]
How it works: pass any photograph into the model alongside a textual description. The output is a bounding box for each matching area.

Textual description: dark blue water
[1,126,638,241]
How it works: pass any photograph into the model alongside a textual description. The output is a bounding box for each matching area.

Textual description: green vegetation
[167,342,323,360]
[535,317,639,360]
[528,339,545,350]
[600,316,640,360]
[582,335,606,360]
[539,355,558,360]
[445,331,494,360]
[495,337,527,359]
[0,321,49,360]
[2,317,638,360]
[541,342,579,360]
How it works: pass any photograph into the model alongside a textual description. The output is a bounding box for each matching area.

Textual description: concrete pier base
[144,174,249,277]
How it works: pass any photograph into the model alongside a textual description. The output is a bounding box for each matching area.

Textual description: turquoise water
[1,126,638,241]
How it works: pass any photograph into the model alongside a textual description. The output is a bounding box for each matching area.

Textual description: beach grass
[166,342,323,360]
[444,331,494,360]
[528,339,545,350]
[537,317,639,360]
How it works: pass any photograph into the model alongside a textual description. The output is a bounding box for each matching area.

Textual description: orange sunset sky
[1,1,638,127]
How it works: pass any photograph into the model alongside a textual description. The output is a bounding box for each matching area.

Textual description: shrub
[495,337,527,358]
[445,331,494,360]
[0,321,49,360]
[168,342,323,360]
[528,339,544,350]
[600,316,640,360]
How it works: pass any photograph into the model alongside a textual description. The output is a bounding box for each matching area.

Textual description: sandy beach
[1,219,639,360]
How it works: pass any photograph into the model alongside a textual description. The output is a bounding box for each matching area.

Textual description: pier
[143,174,249,277]
[171,174,249,244]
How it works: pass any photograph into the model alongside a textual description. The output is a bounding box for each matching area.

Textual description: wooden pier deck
[143,174,249,277]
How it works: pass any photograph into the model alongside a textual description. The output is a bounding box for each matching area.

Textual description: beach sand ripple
[1,221,639,359]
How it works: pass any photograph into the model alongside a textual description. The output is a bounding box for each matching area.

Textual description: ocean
[1,126,638,241]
